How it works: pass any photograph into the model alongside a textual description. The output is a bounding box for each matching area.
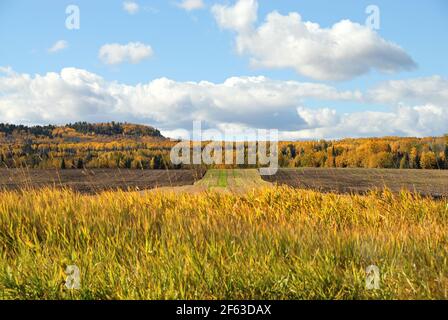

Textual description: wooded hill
[0,122,164,139]
[0,122,447,170]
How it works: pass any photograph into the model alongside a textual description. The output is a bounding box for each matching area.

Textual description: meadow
[0,184,447,299]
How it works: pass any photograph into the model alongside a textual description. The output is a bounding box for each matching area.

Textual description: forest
[1,122,447,170]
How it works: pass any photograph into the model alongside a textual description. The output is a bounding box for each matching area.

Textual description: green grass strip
[217,170,228,187]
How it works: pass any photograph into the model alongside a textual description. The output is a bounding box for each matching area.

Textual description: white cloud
[213,0,415,81]
[0,67,357,131]
[161,129,191,140]
[0,66,13,74]
[368,76,448,106]
[212,0,257,32]
[98,42,153,65]
[290,104,448,139]
[123,1,139,14]
[0,67,446,139]
[297,107,340,128]
[48,40,68,53]
[177,0,205,11]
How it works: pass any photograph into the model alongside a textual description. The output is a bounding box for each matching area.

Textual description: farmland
[0,186,447,299]
[1,168,447,197]
[263,168,448,198]
[1,168,447,299]
[195,169,272,192]
[0,168,271,194]
[147,169,272,194]
[0,168,204,194]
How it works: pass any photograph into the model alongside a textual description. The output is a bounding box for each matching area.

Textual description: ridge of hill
[0,122,165,139]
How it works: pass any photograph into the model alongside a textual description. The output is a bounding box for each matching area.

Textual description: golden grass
[0,187,447,299]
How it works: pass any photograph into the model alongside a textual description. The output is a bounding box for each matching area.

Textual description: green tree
[76,158,84,169]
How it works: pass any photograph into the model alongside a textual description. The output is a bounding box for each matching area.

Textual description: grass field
[0,185,447,299]
[194,169,272,193]
[263,168,448,198]
[1,168,447,299]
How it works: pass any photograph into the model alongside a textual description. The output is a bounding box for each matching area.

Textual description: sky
[0,0,447,140]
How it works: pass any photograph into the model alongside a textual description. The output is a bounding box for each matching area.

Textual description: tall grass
[0,187,447,299]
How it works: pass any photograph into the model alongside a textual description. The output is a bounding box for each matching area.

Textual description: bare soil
[262,168,448,198]
[0,168,204,194]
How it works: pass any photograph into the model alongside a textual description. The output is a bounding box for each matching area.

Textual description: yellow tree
[420,151,437,169]
[409,147,419,169]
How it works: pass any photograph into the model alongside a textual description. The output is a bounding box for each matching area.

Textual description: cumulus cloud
[368,76,448,105]
[98,42,153,65]
[177,0,205,11]
[0,68,115,124]
[212,0,258,32]
[0,67,446,139]
[291,104,448,139]
[48,40,68,53]
[0,67,357,130]
[123,1,139,14]
[212,0,416,81]
[297,107,340,128]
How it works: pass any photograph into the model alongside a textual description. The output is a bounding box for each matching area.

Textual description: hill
[0,122,164,139]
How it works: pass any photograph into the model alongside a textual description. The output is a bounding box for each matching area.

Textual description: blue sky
[0,0,447,139]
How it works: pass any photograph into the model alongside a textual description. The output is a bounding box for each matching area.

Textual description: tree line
[0,123,447,170]
[278,136,448,169]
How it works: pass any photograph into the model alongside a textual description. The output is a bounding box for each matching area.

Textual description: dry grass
[195,169,272,193]
[0,186,447,300]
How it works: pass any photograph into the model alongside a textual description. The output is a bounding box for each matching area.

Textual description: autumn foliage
[1,123,447,170]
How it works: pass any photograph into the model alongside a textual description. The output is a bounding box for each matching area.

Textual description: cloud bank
[212,0,416,81]
[0,67,446,139]
[292,104,448,139]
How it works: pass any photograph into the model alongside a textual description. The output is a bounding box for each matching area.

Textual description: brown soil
[0,168,205,194]
[262,168,448,198]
